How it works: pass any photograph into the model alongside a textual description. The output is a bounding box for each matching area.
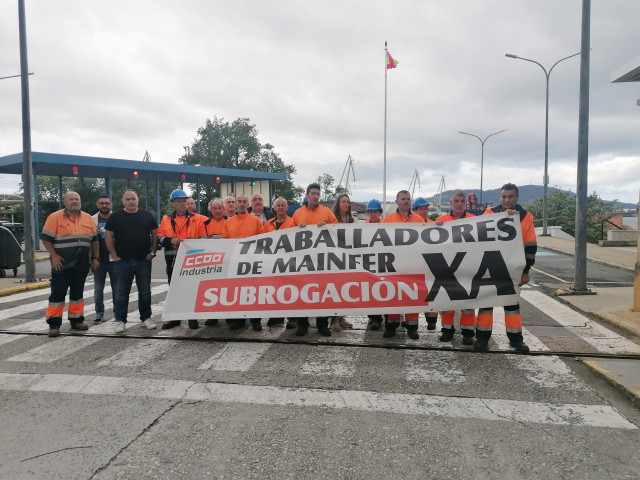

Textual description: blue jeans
[113,259,152,324]
[92,260,115,313]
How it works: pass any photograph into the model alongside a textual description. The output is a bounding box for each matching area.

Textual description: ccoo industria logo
[179,249,225,277]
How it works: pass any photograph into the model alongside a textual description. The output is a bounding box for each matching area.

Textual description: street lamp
[505,51,581,236]
[458,129,507,205]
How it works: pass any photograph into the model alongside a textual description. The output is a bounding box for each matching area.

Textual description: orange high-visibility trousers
[441,309,476,335]
[475,305,523,342]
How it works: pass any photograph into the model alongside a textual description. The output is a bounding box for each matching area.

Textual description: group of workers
[40,180,536,353]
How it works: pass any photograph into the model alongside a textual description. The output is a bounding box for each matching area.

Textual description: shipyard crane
[337,155,356,195]
[434,176,447,214]
[409,170,420,198]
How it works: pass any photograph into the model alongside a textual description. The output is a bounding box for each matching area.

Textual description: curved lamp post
[505,51,581,236]
[458,129,507,205]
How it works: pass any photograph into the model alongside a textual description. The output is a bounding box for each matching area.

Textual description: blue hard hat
[366,199,382,211]
[170,189,188,201]
[412,197,430,209]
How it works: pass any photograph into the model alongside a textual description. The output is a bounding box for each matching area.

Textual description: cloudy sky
[1,0,639,204]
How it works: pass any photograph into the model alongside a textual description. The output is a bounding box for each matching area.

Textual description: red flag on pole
[386,51,398,69]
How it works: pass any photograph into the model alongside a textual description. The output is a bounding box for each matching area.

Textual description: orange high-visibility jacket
[261,215,295,233]
[484,204,537,272]
[158,211,206,256]
[382,210,425,224]
[204,217,226,237]
[40,209,98,267]
[292,205,338,225]
[435,211,475,222]
[222,212,263,238]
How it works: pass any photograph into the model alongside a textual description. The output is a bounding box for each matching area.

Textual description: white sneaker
[114,321,125,333]
[142,318,157,330]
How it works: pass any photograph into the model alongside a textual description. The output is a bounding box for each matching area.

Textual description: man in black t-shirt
[105,190,158,334]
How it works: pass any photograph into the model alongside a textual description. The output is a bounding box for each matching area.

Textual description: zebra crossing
[0,283,638,430]
[1,281,639,355]
[0,332,635,429]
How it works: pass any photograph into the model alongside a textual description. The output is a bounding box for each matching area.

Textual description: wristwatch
[149,252,156,257]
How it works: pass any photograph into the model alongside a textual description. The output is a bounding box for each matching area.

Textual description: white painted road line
[98,339,181,367]
[0,283,111,322]
[6,337,102,363]
[0,288,50,305]
[5,284,170,333]
[520,289,640,354]
[506,355,592,392]
[0,372,635,429]
[198,343,272,371]
[300,346,359,377]
[239,322,288,341]
[404,350,465,384]
[0,333,27,347]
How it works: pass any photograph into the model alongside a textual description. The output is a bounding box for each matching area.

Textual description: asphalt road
[531,248,634,288]
[1,254,639,479]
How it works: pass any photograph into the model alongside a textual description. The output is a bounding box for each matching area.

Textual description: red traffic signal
[72,166,79,176]
[215,176,221,182]
[181,174,186,181]
[133,170,139,178]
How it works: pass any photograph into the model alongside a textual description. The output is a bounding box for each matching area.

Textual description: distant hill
[426,185,636,210]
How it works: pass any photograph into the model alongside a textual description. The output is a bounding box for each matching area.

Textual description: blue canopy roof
[0,152,286,183]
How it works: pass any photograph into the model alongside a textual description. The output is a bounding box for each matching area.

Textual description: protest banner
[162,212,526,320]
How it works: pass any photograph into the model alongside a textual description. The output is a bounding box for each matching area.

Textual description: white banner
[162,213,525,320]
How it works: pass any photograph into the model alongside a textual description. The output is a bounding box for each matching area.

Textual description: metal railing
[533,215,623,244]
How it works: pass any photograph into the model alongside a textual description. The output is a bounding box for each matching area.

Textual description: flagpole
[383,41,388,214]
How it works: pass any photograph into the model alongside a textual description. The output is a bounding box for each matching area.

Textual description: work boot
[383,324,397,338]
[286,319,297,329]
[70,322,89,331]
[339,317,353,329]
[509,341,530,353]
[317,326,332,337]
[295,325,308,337]
[330,317,342,332]
[439,330,454,342]
[474,338,489,352]
[427,321,437,331]
[370,318,382,331]
[162,320,181,330]
[188,320,199,329]
[251,319,263,332]
[48,328,60,338]
[406,326,419,340]
[229,319,245,331]
[204,319,218,327]
[462,335,474,346]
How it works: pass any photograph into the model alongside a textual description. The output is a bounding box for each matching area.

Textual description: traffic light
[133,170,139,179]
[181,174,186,181]
[215,176,221,182]
[72,166,79,176]
[250,181,256,186]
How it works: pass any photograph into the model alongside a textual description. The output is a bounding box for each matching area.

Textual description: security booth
[0,152,286,248]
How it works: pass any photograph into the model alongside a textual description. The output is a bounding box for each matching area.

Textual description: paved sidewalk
[537,235,640,408]
[0,251,51,296]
